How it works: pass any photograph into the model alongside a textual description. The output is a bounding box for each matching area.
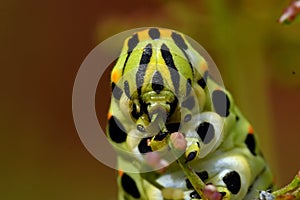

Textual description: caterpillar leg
[244,166,273,200]
[185,138,200,162]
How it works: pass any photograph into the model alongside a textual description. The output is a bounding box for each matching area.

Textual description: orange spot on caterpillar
[248,126,254,134]
[112,71,120,83]
[118,170,123,177]
[138,29,150,41]
[200,61,208,72]
[107,112,112,120]
[159,29,171,38]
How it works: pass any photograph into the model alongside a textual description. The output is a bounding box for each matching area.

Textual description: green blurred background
[1,0,299,199]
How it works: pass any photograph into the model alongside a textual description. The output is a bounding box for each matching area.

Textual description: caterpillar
[106,27,273,200]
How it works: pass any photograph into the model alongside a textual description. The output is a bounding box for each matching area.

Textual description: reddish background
[1,0,299,199]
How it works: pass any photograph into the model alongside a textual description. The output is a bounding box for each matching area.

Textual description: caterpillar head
[111,34,203,136]
[110,28,223,157]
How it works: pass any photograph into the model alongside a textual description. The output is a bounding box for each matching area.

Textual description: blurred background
[1,0,299,199]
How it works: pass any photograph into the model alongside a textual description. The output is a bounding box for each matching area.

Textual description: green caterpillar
[106,27,273,200]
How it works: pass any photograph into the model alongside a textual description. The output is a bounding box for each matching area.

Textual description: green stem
[176,155,208,200]
[273,172,300,199]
